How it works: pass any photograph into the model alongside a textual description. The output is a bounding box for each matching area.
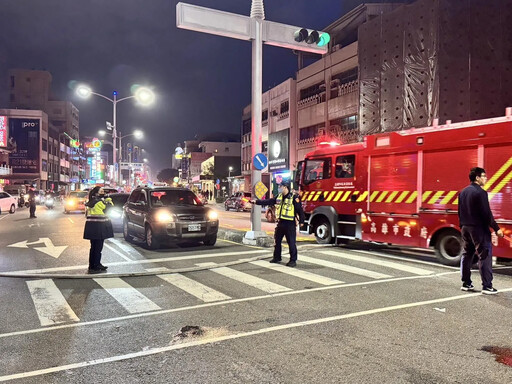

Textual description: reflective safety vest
[275,193,295,221]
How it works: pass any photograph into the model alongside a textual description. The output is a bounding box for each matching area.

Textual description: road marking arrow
[7,238,67,258]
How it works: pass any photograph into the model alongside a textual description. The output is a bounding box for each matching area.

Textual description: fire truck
[297,108,512,266]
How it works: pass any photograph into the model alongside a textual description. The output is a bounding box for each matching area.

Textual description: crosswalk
[22,250,441,328]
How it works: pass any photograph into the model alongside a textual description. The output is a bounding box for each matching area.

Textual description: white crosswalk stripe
[299,255,392,279]
[26,279,80,326]
[157,273,231,302]
[93,278,161,313]
[250,260,343,285]
[319,250,434,276]
[197,262,292,293]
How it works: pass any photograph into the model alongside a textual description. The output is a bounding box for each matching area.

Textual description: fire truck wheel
[434,230,463,266]
[314,218,333,244]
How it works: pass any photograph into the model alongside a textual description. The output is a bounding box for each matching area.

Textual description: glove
[105,197,113,205]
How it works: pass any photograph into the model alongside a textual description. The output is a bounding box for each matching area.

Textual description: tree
[157,168,179,183]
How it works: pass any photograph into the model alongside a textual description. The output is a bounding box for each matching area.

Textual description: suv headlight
[207,210,218,221]
[156,211,174,223]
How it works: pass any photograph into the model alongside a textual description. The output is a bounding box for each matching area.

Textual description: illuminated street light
[76,85,155,185]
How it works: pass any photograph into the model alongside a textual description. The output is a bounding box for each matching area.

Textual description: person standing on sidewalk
[84,186,114,274]
[250,180,305,267]
[458,167,504,294]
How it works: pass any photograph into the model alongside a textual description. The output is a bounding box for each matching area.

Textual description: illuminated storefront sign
[8,118,40,173]
[84,138,102,152]
[0,116,7,147]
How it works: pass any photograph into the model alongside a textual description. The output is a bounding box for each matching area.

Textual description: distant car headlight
[66,199,76,206]
[156,211,174,223]
[207,210,219,221]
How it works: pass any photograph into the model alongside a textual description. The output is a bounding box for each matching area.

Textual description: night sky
[1,0,399,172]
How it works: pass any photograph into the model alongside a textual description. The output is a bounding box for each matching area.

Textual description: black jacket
[256,193,305,224]
[458,183,500,232]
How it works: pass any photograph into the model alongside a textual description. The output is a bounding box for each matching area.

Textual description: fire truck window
[335,155,355,179]
[304,159,331,185]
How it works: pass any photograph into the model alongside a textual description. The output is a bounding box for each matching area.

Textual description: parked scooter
[45,194,55,209]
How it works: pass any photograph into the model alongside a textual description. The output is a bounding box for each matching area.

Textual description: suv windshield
[150,190,202,206]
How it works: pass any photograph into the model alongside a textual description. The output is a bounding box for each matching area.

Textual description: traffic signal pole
[176,0,329,241]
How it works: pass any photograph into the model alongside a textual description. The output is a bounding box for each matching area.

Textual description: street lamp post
[228,166,233,196]
[76,85,154,186]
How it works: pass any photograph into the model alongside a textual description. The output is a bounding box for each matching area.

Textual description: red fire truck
[297,109,512,266]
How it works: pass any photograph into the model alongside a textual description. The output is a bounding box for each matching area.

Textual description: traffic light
[294,28,330,47]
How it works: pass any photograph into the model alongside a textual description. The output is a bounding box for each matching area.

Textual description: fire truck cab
[298,110,512,266]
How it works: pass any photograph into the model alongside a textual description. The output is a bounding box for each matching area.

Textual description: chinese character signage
[268,129,289,172]
[0,116,7,147]
[8,118,40,173]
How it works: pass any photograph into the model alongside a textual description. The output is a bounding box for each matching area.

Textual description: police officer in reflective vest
[251,180,305,267]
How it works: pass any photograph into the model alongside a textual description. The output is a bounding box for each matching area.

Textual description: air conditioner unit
[319,84,326,91]
[271,110,278,117]
[330,79,340,86]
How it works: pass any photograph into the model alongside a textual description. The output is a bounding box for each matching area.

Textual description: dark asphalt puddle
[481,346,512,367]
[170,325,231,345]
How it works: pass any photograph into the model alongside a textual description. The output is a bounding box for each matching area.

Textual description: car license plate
[188,224,201,232]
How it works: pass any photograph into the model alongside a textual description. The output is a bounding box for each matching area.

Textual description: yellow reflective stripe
[440,190,457,205]
[307,192,315,201]
[489,170,512,200]
[375,191,389,203]
[323,191,329,198]
[333,191,344,201]
[357,191,368,202]
[395,191,410,203]
[422,191,432,202]
[453,197,458,205]
[427,191,444,205]
[484,156,512,191]
[325,191,336,201]
[370,191,380,202]
[405,191,418,203]
[385,191,399,203]
[340,191,352,202]
[302,192,309,200]
[312,191,322,201]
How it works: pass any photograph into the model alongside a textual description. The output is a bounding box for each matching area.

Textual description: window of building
[304,158,331,184]
[262,109,268,122]
[299,82,324,101]
[335,155,355,179]
[280,100,289,114]
[42,160,48,172]
[332,67,358,86]
[242,118,251,135]
[299,124,324,140]
[225,147,229,152]
[42,139,48,152]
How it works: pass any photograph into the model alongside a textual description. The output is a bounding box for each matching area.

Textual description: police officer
[251,180,305,267]
[27,187,37,218]
[458,167,504,294]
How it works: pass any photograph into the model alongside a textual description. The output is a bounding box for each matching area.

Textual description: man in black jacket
[458,167,504,294]
[250,181,305,267]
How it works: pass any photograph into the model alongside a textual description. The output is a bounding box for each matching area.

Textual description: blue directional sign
[253,153,268,170]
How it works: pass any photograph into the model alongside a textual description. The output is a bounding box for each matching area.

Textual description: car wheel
[123,219,133,241]
[225,203,229,211]
[235,203,242,212]
[144,225,160,250]
[314,218,333,244]
[435,229,462,266]
[203,234,217,246]
[9,204,15,214]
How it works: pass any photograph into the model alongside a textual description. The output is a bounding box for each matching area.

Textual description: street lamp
[228,166,234,195]
[228,166,233,177]
[76,84,154,185]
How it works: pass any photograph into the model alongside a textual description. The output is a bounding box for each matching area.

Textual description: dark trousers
[29,203,36,217]
[461,226,493,288]
[89,239,104,269]
[273,220,297,261]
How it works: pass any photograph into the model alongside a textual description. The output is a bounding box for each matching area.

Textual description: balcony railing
[0,165,12,176]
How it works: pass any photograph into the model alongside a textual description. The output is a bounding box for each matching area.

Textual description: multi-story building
[7,69,83,191]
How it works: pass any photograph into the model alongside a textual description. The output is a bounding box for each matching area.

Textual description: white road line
[93,278,161,314]
[250,260,343,285]
[67,218,74,224]
[3,287,510,382]
[107,238,143,259]
[197,262,292,293]
[354,249,458,269]
[157,273,231,302]
[26,279,80,326]
[300,255,392,279]
[103,243,133,262]
[320,250,434,276]
[4,249,270,274]
[0,271,460,340]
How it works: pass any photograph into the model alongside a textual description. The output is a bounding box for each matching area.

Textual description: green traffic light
[317,33,331,47]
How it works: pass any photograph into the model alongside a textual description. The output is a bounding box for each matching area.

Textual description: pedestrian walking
[27,187,37,218]
[458,167,504,294]
[251,180,305,267]
[83,186,114,274]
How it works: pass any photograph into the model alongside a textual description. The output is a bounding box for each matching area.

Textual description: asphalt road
[1,203,512,383]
